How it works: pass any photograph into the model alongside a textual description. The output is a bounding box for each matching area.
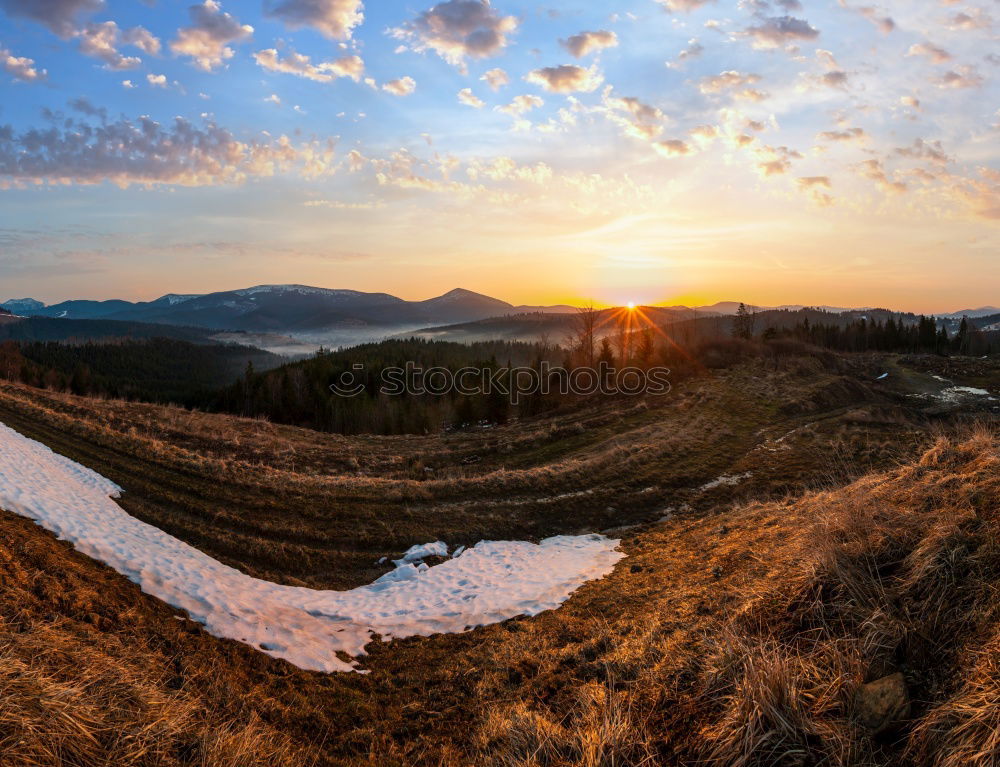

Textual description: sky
[0,0,997,312]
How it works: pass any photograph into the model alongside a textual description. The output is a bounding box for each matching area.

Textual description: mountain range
[2,287,994,342]
[0,287,564,334]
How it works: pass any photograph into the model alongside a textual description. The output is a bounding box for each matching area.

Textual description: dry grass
[456,426,1000,767]
[0,363,993,765]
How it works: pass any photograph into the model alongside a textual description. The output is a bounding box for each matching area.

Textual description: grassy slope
[0,353,995,765]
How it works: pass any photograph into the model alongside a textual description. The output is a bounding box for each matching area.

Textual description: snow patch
[396,540,449,564]
[0,422,623,673]
[699,472,752,493]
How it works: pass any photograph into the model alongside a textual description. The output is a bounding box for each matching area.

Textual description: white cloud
[526,64,602,93]
[146,73,167,87]
[264,0,363,40]
[391,0,517,70]
[0,112,337,187]
[481,67,509,90]
[817,126,867,142]
[560,30,618,58]
[1,46,45,81]
[76,21,141,69]
[458,87,484,107]
[123,25,161,55]
[744,16,819,49]
[382,76,416,96]
[935,66,983,89]
[497,93,543,116]
[698,70,766,101]
[654,139,691,156]
[906,42,952,64]
[170,0,252,71]
[655,0,713,12]
[253,48,363,82]
[666,38,704,69]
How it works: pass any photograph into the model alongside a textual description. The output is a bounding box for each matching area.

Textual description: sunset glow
[0,0,997,311]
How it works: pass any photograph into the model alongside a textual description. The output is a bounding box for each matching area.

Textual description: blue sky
[1,0,998,311]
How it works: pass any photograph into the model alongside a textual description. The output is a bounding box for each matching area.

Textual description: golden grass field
[0,352,997,766]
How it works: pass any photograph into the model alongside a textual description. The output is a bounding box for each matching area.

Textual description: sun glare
[627,302,635,310]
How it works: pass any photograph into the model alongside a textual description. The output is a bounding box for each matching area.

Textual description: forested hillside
[0,339,281,405]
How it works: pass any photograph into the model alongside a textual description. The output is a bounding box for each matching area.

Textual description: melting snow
[940,386,995,401]
[699,472,752,493]
[0,421,623,673]
[396,540,449,564]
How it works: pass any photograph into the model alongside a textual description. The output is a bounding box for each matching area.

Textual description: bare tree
[570,303,598,367]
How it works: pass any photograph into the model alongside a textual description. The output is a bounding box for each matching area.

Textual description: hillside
[0,351,995,764]
[2,338,283,406]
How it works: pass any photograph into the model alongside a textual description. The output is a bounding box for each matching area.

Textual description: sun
[627,302,636,310]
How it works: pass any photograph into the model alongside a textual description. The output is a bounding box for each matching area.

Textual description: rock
[711,566,723,580]
[856,673,910,734]
[630,564,643,573]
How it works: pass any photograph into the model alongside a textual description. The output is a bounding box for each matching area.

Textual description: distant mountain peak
[1,298,45,313]
[154,293,202,306]
[428,288,512,305]
[235,284,365,297]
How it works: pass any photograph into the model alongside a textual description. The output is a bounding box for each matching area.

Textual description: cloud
[655,0,713,12]
[457,87,484,107]
[857,158,907,194]
[1,46,45,81]
[170,0,252,71]
[744,16,819,49]
[526,64,602,93]
[895,138,950,166]
[600,89,666,140]
[76,21,141,69]
[382,76,416,96]
[0,112,336,187]
[817,126,867,142]
[560,30,618,58]
[666,38,704,68]
[654,139,691,156]
[146,73,167,87]
[797,176,831,188]
[122,25,161,54]
[391,0,517,69]
[811,49,849,89]
[0,0,102,37]
[263,0,363,40]
[906,42,952,64]
[754,145,801,177]
[698,70,765,99]
[497,93,543,115]
[953,167,1000,220]
[253,48,363,82]
[481,67,508,90]
[948,9,992,31]
[842,4,895,35]
[934,66,983,89]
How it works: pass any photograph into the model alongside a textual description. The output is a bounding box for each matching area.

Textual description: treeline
[216,338,557,435]
[0,317,215,343]
[767,314,993,356]
[0,338,281,406]
[217,323,716,436]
